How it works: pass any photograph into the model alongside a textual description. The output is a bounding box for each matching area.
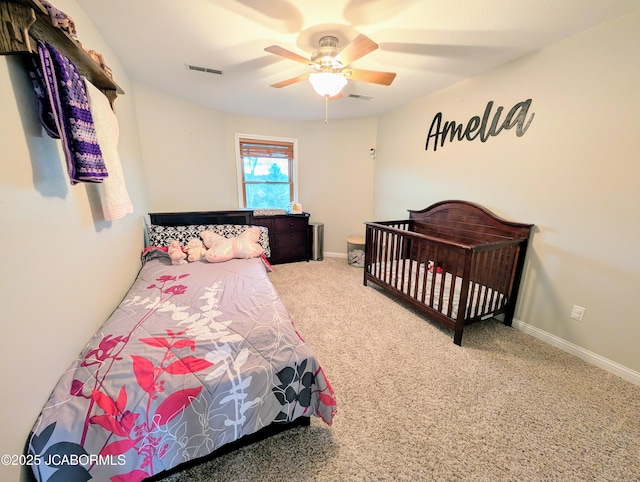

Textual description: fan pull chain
[324,95,329,123]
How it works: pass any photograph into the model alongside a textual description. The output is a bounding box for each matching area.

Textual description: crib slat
[475,251,490,317]
[393,232,402,290]
[493,246,510,310]
[485,250,499,312]
[445,251,460,318]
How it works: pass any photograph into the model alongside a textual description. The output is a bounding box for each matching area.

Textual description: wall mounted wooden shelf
[0,0,123,102]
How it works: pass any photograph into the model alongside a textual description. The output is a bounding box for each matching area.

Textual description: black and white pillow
[147,224,271,258]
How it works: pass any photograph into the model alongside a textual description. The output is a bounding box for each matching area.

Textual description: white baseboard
[512,319,640,386]
[324,251,346,259]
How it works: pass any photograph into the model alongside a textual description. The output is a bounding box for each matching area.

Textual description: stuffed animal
[201,228,263,263]
[186,238,207,262]
[168,240,187,265]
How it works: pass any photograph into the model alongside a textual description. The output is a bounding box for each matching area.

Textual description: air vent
[186,64,223,75]
[348,94,373,100]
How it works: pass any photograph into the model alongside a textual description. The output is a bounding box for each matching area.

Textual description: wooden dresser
[253,214,310,264]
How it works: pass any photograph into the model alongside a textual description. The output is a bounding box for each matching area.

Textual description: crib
[364,200,533,345]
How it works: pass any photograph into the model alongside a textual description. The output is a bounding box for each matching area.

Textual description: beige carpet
[163,257,640,481]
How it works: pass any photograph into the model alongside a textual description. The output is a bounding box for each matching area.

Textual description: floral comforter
[26,251,336,482]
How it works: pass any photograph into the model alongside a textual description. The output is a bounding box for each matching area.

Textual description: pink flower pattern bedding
[26,250,336,481]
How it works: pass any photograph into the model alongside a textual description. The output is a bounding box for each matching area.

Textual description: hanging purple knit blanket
[36,40,108,184]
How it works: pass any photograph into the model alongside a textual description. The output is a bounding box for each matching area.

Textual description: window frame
[235,133,298,209]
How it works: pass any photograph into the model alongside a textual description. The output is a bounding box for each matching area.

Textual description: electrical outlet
[570,305,586,321]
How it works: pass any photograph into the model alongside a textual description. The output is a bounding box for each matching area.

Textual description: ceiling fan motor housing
[311,36,342,70]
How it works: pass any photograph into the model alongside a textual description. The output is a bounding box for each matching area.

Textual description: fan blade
[265,45,314,66]
[333,34,378,67]
[343,68,396,86]
[269,74,310,88]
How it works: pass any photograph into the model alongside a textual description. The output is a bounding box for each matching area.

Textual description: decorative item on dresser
[364,200,533,346]
[253,212,310,264]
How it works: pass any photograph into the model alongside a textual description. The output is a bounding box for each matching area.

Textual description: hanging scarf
[34,40,108,184]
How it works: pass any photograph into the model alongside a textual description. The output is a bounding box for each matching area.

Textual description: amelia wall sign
[425,99,535,152]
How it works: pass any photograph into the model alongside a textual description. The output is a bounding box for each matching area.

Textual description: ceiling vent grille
[186,64,223,75]
[348,94,373,100]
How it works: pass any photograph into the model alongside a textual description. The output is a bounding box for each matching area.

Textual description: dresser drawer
[275,217,307,232]
[275,231,307,248]
[273,245,309,261]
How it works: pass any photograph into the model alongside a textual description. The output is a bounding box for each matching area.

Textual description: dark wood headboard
[408,200,533,244]
[149,210,255,226]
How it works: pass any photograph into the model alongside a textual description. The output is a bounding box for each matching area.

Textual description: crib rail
[364,220,526,345]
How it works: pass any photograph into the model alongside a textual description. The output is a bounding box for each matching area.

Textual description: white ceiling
[76,0,639,121]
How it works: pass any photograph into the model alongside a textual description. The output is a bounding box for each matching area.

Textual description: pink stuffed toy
[186,238,207,262]
[168,240,187,265]
[201,228,263,263]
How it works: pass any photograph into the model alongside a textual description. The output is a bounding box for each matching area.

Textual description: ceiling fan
[264,34,396,99]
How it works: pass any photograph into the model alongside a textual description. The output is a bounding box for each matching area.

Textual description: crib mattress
[374,259,505,320]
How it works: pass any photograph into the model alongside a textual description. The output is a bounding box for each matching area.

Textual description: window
[235,134,298,209]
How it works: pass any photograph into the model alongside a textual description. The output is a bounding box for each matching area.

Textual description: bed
[364,200,533,345]
[25,211,336,482]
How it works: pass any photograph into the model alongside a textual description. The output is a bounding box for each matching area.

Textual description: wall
[0,1,149,480]
[133,83,378,253]
[375,10,640,377]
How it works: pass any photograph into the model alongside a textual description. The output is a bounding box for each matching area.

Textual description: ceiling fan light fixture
[308,72,347,97]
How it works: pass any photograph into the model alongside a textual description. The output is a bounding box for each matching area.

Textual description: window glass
[236,135,297,209]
